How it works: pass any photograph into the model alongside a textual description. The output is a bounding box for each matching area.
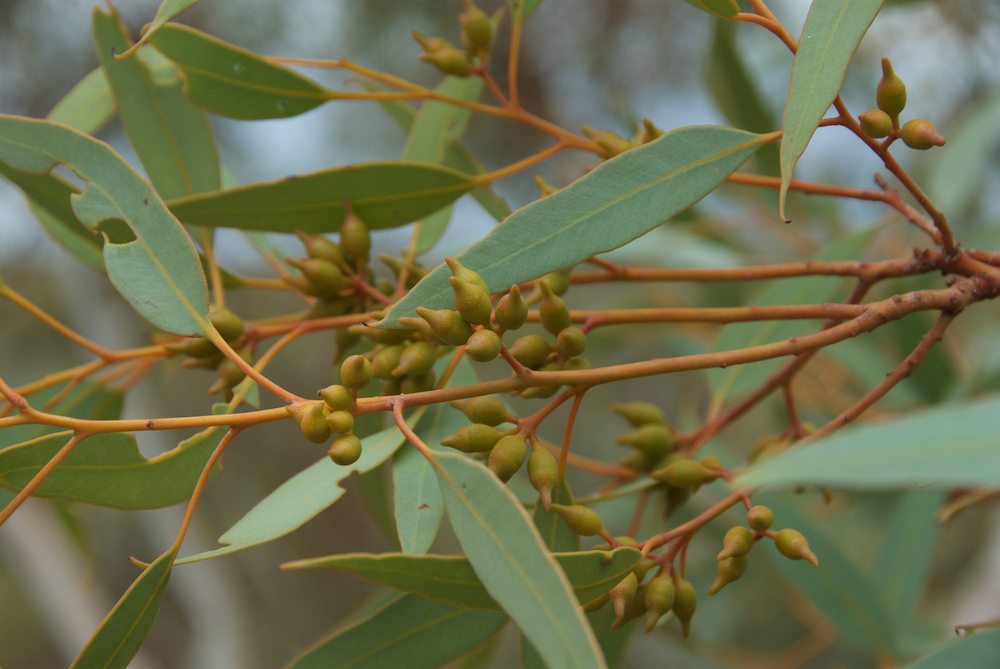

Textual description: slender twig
[0,432,88,527]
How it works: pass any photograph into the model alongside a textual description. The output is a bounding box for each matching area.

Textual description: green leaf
[433,451,607,669]
[70,549,176,669]
[509,0,544,22]
[764,498,896,655]
[0,115,209,335]
[907,629,1000,669]
[0,426,226,509]
[382,125,771,327]
[141,0,199,43]
[706,20,779,176]
[403,76,483,255]
[928,89,1000,223]
[708,226,878,402]
[94,8,220,199]
[874,491,944,627]
[283,547,641,610]
[286,594,507,669]
[686,0,739,19]
[779,0,883,221]
[174,422,411,565]
[735,395,1000,491]
[533,478,581,552]
[150,24,328,119]
[48,67,114,134]
[167,162,475,234]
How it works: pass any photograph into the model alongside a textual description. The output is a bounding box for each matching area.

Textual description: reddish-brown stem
[170,429,241,552]
[642,492,745,556]
[551,303,866,328]
[558,392,586,480]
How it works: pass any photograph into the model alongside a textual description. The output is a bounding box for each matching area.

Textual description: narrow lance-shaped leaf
[779,0,883,221]
[382,125,772,327]
[166,162,475,234]
[94,8,221,199]
[286,594,508,669]
[0,115,209,335]
[150,24,328,120]
[282,547,642,610]
[48,67,114,135]
[735,395,1000,491]
[70,549,177,669]
[434,451,607,669]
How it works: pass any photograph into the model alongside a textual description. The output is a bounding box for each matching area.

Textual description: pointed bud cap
[709,555,749,595]
[340,354,373,389]
[319,384,352,410]
[465,329,502,362]
[717,526,754,561]
[455,395,510,426]
[440,423,504,453]
[774,528,819,566]
[858,109,893,139]
[528,446,558,508]
[652,458,710,488]
[644,575,676,632]
[416,307,474,346]
[555,326,586,358]
[371,345,404,379]
[289,401,331,444]
[392,342,435,378]
[876,57,907,119]
[671,578,697,639]
[494,284,529,331]
[609,572,639,621]
[296,231,347,266]
[460,4,493,52]
[450,277,493,326]
[538,281,571,335]
[901,119,946,150]
[550,503,604,537]
[611,402,666,427]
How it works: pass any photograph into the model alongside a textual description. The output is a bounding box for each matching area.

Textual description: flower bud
[901,119,946,150]
[652,458,710,488]
[306,297,354,320]
[539,270,570,297]
[289,401,331,444]
[319,384,352,411]
[611,402,665,427]
[393,342,436,377]
[460,4,493,53]
[747,505,773,532]
[340,210,371,260]
[528,445,558,508]
[488,434,528,482]
[450,277,493,326]
[644,575,675,632]
[289,258,348,299]
[412,30,451,54]
[420,47,473,77]
[562,356,590,371]
[328,434,362,465]
[617,424,673,459]
[638,118,664,144]
[455,395,509,426]
[709,555,749,595]
[609,572,638,621]
[581,125,634,158]
[717,526,754,561]
[209,306,245,342]
[340,354,373,389]
[494,284,528,331]
[508,334,551,369]
[465,329,502,362]
[774,528,819,566]
[876,58,907,120]
[296,231,347,267]
[325,409,354,435]
[672,577,697,639]
[416,307,474,346]
[207,357,245,395]
[166,336,218,359]
[440,423,504,453]
[555,326,586,358]
[858,109,893,139]
[371,345,404,379]
[550,503,604,537]
[538,282,571,335]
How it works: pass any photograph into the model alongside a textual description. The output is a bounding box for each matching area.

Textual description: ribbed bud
[319,384,352,411]
[528,445,558,508]
[508,334,550,369]
[340,354,373,389]
[289,258,348,299]
[709,555,749,595]
[289,401,331,444]
[392,342,435,377]
[460,4,493,52]
[420,47,472,76]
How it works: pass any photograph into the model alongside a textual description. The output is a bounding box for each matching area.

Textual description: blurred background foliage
[2,1,1000,667]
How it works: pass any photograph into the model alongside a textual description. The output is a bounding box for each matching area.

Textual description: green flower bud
[415,307,474,346]
[609,572,639,621]
[582,592,609,613]
[371,345,404,379]
[166,336,217,359]
[412,30,451,54]
[488,434,528,482]
[876,57,907,120]
[395,317,436,342]
[747,505,773,532]
[672,577,697,639]
[348,324,409,345]
[611,402,665,427]
[207,357,245,395]
[774,528,819,566]
[644,575,676,632]
[209,306,245,342]
[339,210,371,260]
[289,401,331,444]
[709,555,749,595]
[617,423,673,459]
[582,125,634,158]
[858,108,893,139]
[445,258,489,292]
[450,277,493,326]
[652,458,711,488]
[550,503,604,537]
[328,434,362,465]
[460,4,493,52]
[528,445,558,508]
[494,284,529,331]
[901,119,946,150]
[420,46,472,76]
[325,409,355,435]
[465,329,502,362]
[508,334,551,369]
[717,526,754,561]
[555,326,586,358]
[393,342,436,378]
[611,584,648,629]
[455,395,510,426]
[296,231,347,267]
[562,356,591,371]
[638,118,664,144]
[380,378,401,396]
[340,354,373,389]
[538,282,571,335]
[289,258,348,299]
[400,369,437,394]
[319,383,353,410]
[440,423,504,453]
